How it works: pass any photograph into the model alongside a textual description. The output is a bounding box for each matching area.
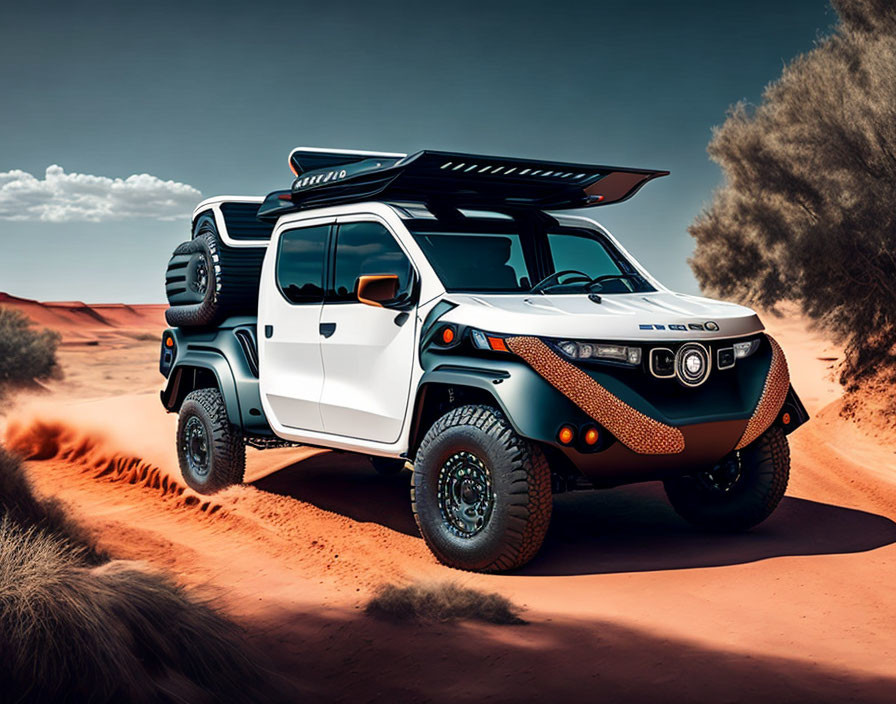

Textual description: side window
[331,222,413,302]
[276,225,329,304]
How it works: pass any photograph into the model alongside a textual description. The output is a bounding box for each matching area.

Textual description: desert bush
[0,446,102,562]
[0,307,60,389]
[0,519,278,703]
[688,0,896,389]
[365,581,526,625]
[0,448,283,702]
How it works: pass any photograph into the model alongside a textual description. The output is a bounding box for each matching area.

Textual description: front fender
[416,354,593,448]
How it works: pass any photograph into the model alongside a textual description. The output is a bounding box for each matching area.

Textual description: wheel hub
[183,416,210,477]
[437,451,494,538]
[191,258,208,295]
[698,451,743,493]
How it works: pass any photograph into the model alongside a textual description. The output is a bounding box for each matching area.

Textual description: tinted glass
[548,232,621,279]
[547,232,650,293]
[276,225,328,303]
[411,232,530,292]
[332,222,413,302]
[408,216,653,294]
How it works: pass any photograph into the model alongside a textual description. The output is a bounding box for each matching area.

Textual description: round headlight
[675,342,710,387]
[685,353,703,375]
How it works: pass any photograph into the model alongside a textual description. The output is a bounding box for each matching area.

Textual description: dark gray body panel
[160,317,272,437]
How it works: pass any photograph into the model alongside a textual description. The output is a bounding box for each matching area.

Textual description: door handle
[319,322,337,338]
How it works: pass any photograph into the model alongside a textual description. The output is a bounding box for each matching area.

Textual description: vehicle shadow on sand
[251,451,896,577]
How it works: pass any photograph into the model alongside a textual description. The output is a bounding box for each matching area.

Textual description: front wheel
[176,388,246,494]
[664,426,790,532]
[411,405,552,572]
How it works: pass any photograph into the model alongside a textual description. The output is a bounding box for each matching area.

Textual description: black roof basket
[258,148,668,221]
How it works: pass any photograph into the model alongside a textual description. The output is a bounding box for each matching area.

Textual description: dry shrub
[0,520,277,703]
[0,307,60,392]
[0,446,101,562]
[689,0,896,392]
[365,581,526,625]
[0,447,284,702]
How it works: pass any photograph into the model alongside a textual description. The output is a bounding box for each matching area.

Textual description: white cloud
[0,165,202,222]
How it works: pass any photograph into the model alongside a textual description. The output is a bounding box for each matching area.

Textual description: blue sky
[0,0,835,302]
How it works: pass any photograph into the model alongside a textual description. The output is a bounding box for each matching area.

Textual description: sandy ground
[2,295,895,702]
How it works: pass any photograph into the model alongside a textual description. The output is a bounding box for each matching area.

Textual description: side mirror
[356,274,400,307]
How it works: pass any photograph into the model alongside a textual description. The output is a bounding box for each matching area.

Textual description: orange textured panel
[735,335,790,450]
[505,336,685,455]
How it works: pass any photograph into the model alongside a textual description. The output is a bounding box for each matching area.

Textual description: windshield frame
[404,211,656,295]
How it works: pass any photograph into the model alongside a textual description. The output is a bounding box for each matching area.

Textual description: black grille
[234,327,259,377]
[220,202,275,241]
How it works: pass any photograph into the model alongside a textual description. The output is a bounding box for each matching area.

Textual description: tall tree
[689,0,896,391]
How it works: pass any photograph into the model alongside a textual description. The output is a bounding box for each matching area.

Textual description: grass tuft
[365,581,526,625]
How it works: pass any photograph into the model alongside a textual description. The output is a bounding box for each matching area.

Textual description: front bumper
[507,332,801,482]
[420,332,806,483]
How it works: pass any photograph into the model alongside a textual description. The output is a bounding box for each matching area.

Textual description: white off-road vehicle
[159,148,808,572]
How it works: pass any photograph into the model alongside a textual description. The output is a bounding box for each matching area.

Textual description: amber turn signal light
[487,336,509,352]
[165,336,174,348]
[558,425,575,445]
[781,412,791,425]
[583,426,600,446]
[440,326,455,344]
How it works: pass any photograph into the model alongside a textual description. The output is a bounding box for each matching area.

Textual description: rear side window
[331,222,414,302]
[277,225,329,303]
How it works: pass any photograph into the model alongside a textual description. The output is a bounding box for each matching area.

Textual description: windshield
[408,216,654,294]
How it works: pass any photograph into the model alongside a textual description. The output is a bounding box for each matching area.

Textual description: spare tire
[164,220,265,327]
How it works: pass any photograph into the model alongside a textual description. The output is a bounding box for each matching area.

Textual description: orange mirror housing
[356,274,399,307]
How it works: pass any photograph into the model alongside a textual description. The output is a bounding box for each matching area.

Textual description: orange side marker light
[165,336,174,348]
[781,412,791,426]
[558,425,575,445]
[441,326,455,344]
[583,427,600,446]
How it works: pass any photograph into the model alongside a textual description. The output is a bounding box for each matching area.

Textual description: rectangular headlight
[733,339,760,359]
[557,340,641,365]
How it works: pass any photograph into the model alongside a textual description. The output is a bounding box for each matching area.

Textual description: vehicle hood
[438,291,763,341]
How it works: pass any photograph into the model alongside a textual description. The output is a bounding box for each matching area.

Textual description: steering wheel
[587,273,638,291]
[530,269,592,293]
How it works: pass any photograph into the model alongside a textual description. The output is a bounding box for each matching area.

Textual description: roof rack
[287,147,407,176]
[259,148,668,221]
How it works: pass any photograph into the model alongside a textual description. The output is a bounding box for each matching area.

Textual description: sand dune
[2,302,895,701]
[0,291,165,342]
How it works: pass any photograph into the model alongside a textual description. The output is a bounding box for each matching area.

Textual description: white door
[318,219,418,443]
[257,221,332,432]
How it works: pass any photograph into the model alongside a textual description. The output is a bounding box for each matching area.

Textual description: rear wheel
[664,426,789,531]
[176,388,245,494]
[411,405,552,572]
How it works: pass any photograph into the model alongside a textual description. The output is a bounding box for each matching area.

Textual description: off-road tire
[164,221,265,327]
[664,425,789,532]
[411,405,552,572]
[176,388,245,494]
[369,456,407,476]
